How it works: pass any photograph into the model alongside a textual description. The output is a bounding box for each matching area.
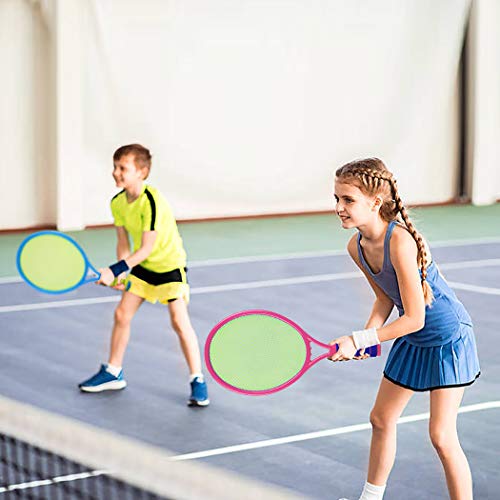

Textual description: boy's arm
[116,226,130,260]
[97,230,157,287]
[122,230,157,269]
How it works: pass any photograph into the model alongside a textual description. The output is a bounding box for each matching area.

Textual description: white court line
[1,257,499,287]
[0,276,22,284]
[191,271,361,294]
[189,236,500,267]
[2,405,496,494]
[0,470,107,494]
[447,282,500,296]
[439,258,500,270]
[189,248,348,267]
[1,258,500,314]
[0,296,120,313]
[1,236,500,284]
[170,401,500,461]
[0,273,361,314]
[5,401,496,491]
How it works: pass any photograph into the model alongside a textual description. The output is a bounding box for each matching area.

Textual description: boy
[79,144,209,407]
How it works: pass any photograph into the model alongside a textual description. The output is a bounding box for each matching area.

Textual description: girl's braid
[350,166,434,306]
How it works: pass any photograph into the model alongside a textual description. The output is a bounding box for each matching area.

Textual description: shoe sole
[188,398,210,407]
[79,380,127,393]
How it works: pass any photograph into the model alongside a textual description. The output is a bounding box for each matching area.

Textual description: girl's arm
[364,299,394,330]
[329,230,424,361]
[346,235,394,329]
[374,228,425,342]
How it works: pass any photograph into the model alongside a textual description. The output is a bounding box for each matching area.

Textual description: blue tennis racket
[17,230,106,294]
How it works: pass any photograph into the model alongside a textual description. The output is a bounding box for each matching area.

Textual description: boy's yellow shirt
[110,184,186,273]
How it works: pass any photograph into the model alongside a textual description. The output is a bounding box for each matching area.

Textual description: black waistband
[130,265,187,285]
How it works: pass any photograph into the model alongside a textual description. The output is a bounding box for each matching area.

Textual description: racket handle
[358,344,381,357]
[331,343,381,358]
[109,278,129,288]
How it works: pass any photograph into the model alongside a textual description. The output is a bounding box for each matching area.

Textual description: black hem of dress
[383,371,481,392]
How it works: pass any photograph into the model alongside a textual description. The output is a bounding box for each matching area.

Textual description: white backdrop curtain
[2,0,492,230]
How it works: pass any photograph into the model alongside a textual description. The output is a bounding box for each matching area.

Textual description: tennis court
[1,206,499,499]
[2,2,500,498]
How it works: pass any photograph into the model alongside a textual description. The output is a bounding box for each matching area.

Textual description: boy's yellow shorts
[124,266,190,305]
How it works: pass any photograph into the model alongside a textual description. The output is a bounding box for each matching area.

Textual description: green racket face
[207,313,308,393]
[18,233,88,292]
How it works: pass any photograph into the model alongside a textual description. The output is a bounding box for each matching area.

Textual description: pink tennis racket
[205,310,381,395]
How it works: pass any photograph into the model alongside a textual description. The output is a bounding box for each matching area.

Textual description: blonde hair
[336,158,434,306]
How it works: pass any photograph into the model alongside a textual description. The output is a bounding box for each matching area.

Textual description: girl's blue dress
[357,220,480,391]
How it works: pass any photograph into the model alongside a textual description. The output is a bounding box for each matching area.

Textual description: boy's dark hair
[113,144,152,179]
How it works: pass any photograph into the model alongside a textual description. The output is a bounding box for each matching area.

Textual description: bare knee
[171,316,182,335]
[114,305,133,327]
[370,410,398,433]
[170,313,191,337]
[429,425,458,459]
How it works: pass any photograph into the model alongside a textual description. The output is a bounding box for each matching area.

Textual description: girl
[329,158,480,500]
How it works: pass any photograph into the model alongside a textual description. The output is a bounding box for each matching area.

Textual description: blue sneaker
[188,377,209,407]
[79,365,127,393]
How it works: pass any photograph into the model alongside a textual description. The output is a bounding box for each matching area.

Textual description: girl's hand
[96,267,115,286]
[328,335,357,362]
[353,349,370,360]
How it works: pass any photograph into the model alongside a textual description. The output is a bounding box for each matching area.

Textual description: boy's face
[113,154,145,189]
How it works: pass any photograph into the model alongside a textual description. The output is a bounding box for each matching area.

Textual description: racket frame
[205,309,381,396]
[16,230,101,294]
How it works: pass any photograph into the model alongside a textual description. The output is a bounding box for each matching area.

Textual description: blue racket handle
[358,344,381,357]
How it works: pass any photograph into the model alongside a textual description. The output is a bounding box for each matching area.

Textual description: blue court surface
[0,237,499,499]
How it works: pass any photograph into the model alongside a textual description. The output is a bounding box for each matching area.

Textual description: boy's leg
[429,387,472,500]
[79,291,143,392]
[359,377,413,499]
[108,291,144,367]
[168,297,209,406]
[168,297,202,375]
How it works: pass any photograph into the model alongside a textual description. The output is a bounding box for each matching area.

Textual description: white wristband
[352,327,380,350]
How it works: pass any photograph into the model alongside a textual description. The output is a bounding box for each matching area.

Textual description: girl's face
[113,154,145,189]
[334,180,380,229]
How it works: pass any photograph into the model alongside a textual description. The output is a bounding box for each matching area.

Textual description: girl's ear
[372,196,383,211]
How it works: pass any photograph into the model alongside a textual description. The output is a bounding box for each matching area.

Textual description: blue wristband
[109,260,129,277]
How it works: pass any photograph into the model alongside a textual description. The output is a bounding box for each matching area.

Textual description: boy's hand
[110,273,128,291]
[96,267,115,286]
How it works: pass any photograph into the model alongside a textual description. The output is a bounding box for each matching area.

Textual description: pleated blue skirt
[384,322,481,391]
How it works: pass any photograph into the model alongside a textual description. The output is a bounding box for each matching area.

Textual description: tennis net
[0,395,303,499]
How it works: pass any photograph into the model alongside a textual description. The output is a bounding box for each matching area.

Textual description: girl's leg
[168,298,202,374]
[367,377,414,486]
[108,291,144,367]
[429,387,472,500]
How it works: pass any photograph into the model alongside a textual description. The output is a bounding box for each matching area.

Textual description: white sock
[106,363,122,377]
[189,373,204,383]
[359,481,386,500]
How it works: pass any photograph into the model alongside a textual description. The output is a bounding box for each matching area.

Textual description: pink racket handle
[328,343,381,358]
